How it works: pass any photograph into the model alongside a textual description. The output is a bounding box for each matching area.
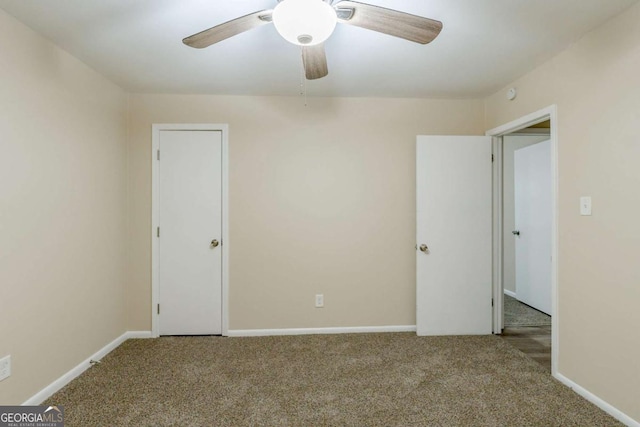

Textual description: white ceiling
[1,0,637,98]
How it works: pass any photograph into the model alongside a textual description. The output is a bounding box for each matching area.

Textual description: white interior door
[514,140,552,315]
[416,136,493,336]
[159,130,222,335]
[502,134,550,297]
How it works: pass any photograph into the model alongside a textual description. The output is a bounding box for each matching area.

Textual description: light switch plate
[580,196,592,216]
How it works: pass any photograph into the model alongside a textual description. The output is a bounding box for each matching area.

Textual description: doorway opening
[486,106,558,375]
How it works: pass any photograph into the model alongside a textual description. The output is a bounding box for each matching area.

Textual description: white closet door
[159,130,222,335]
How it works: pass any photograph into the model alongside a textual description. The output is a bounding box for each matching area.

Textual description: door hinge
[157,149,160,160]
[491,298,494,307]
[157,227,160,238]
[491,154,494,162]
[157,304,160,315]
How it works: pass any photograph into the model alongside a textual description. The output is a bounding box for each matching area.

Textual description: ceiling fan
[183,0,443,80]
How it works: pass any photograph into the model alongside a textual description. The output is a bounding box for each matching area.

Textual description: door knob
[512,230,520,236]
[419,244,429,252]
[210,239,219,247]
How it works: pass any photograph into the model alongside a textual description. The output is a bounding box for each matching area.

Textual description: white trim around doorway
[486,105,559,377]
[151,123,230,337]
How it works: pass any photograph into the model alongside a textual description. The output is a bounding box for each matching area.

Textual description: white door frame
[486,105,558,376]
[151,124,230,337]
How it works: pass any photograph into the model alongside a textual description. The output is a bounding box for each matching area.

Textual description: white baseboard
[554,372,639,427]
[22,330,152,405]
[227,325,416,337]
[503,289,517,298]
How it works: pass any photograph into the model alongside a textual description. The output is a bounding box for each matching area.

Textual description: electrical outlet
[0,355,11,381]
[315,294,324,308]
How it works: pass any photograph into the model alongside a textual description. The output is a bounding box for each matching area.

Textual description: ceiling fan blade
[302,44,329,80]
[183,10,273,49]
[334,1,442,44]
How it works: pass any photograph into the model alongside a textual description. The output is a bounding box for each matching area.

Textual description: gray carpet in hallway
[46,333,620,426]
[504,294,552,327]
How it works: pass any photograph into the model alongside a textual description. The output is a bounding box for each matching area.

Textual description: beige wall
[127,95,484,331]
[0,10,128,404]
[485,2,640,420]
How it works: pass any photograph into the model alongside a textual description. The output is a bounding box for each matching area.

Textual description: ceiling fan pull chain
[300,47,308,107]
[299,48,305,96]
[304,73,308,107]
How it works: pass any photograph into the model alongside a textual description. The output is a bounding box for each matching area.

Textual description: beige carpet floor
[46,333,621,426]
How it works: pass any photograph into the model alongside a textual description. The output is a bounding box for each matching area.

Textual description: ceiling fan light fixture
[272,0,337,46]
